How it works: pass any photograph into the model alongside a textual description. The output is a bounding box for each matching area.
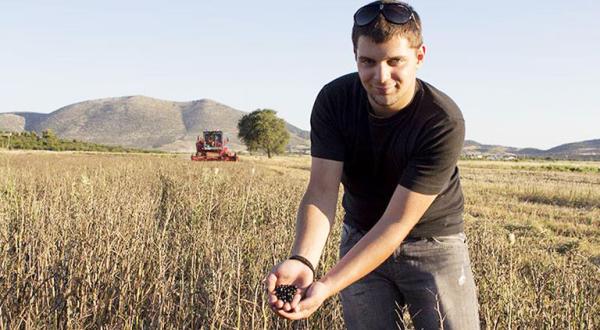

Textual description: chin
[371,94,399,106]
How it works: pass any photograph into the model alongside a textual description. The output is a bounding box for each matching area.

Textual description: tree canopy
[237,109,290,158]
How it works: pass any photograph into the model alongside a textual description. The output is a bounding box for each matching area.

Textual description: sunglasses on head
[353,1,415,27]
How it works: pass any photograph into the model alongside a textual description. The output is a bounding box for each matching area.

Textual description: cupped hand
[264,259,314,313]
[276,280,331,320]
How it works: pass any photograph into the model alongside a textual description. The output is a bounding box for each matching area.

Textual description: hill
[463,139,600,160]
[0,114,26,132]
[1,96,310,153]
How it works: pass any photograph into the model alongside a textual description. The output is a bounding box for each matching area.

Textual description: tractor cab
[192,130,237,161]
[202,131,224,150]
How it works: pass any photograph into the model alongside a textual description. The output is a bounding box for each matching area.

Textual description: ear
[416,44,426,68]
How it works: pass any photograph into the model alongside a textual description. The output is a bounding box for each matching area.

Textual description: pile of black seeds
[274,284,297,303]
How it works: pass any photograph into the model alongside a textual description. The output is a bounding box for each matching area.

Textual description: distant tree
[42,129,56,140]
[41,129,57,148]
[238,109,290,158]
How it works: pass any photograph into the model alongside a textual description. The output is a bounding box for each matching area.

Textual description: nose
[374,63,391,84]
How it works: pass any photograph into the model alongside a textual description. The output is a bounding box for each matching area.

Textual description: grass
[0,153,598,329]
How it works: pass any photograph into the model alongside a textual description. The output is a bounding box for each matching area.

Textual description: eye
[388,58,403,66]
[359,58,375,66]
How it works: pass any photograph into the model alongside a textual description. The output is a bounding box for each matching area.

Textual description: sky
[1,0,598,150]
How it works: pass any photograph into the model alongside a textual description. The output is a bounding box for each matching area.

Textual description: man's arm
[291,157,343,269]
[277,184,436,319]
[266,156,342,312]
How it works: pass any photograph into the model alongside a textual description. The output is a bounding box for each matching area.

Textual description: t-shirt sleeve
[310,86,345,161]
[399,117,465,195]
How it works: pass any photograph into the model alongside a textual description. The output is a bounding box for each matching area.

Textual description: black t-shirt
[310,73,465,237]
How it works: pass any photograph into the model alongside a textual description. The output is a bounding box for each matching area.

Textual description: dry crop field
[0,152,598,329]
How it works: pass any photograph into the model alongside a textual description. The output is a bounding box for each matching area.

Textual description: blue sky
[1,0,598,149]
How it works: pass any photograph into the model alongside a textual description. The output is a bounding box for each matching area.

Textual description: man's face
[355,35,425,114]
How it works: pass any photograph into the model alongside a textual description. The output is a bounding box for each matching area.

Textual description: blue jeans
[339,222,480,330]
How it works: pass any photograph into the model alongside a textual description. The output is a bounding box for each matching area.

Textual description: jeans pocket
[431,232,467,246]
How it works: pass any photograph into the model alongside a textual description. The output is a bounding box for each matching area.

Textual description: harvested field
[0,152,598,329]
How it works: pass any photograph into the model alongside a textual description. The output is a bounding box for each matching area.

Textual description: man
[264,1,480,328]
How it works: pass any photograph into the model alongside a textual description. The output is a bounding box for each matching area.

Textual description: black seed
[274,284,297,303]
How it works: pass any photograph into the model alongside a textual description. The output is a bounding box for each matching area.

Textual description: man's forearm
[290,190,338,270]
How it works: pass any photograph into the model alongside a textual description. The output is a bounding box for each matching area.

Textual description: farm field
[0,152,598,329]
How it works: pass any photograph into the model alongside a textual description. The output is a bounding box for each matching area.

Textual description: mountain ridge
[0,95,310,152]
[463,139,600,160]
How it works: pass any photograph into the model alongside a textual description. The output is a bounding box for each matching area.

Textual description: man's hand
[275,280,332,320]
[264,259,314,313]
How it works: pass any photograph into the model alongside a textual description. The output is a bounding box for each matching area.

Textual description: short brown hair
[351,1,423,50]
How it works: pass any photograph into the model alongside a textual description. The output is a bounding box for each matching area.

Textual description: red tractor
[191,130,238,161]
